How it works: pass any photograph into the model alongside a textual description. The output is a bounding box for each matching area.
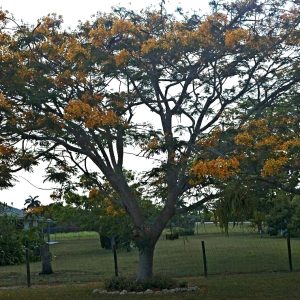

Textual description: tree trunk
[137,243,155,281]
[39,244,53,275]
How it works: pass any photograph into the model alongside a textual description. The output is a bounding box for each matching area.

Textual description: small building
[0,202,25,219]
[0,202,41,229]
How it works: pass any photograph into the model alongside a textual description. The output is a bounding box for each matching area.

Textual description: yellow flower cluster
[115,49,130,66]
[89,26,108,48]
[0,10,6,21]
[247,36,273,51]
[247,119,268,132]
[64,100,120,128]
[22,111,34,121]
[17,67,35,80]
[141,38,158,55]
[64,100,92,120]
[89,18,135,48]
[101,110,120,126]
[146,138,160,150]
[197,20,215,47]
[173,27,193,46]
[54,70,73,88]
[255,135,279,149]
[111,19,135,35]
[64,38,87,61]
[196,13,227,47]
[0,145,15,156]
[29,206,45,215]
[279,138,300,151]
[103,198,125,217]
[88,188,125,216]
[0,93,11,109]
[261,156,288,177]
[75,71,87,83]
[224,28,249,48]
[89,187,100,198]
[191,157,240,180]
[235,119,271,146]
[234,132,253,146]
[198,128,221,148]
[34,16,59,35]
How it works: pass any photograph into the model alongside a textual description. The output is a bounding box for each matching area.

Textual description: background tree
[207,91,300,233]
[264,192,300,236]
[24,195,41,211]
[0,0,300,280]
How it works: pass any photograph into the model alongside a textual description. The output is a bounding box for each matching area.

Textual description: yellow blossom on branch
[0,145,15,156]
[141,38,158,55]
[64,100,93,120]
[247,119,268,134]
[191,156,240,180]
[0,93,11,109]
[89,26,109,48]
[196,13,227,47]
[64,100,120,128]
[100,110,120,126]
[234,132,253,146]
[146,138,160,150]
[103,197,126,217]
[198,128,222,148]
[224,28,249,48]
[261,156,288,177]
[89,187,100,198]
[115,49,130,66]
[111,19,135,35]
[0,10,6,21]
[255,135,279,149]
[64,38,87,61]
[278,138,300,151]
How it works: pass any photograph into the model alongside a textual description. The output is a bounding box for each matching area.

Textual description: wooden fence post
[287,233,293,272]
[111,237,118,277]
[25,241,31,287]
[201,240,208,277]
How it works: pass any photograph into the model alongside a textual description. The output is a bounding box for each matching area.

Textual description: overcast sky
[0,0,210,28]
[0,0,210,208]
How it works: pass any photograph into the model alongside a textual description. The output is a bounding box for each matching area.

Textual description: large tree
[0,0,300,280]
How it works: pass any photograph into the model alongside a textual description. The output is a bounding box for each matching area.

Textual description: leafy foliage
[104,275,181,291]
[265,192,300,237]
[0,216,42,266]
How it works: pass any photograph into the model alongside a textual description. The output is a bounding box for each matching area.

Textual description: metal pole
[287,233,293,272]
[111,237,118,277]
[201,240,208,277]
[25,241,31,287]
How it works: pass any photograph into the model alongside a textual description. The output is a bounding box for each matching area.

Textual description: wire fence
[1,224,300,287]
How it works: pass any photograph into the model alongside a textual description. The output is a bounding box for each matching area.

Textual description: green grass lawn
[1,273,300,299]
[0,227,299,292]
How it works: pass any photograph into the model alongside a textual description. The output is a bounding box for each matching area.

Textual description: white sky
[0,0,210,208]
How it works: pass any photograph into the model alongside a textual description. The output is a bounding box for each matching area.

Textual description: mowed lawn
[0,226,300,292]
[1,273,300,300]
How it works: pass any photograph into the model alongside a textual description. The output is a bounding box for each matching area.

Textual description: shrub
[0,216,43,265]
[166,233,179,240]
[21,227,44,262]
[177,229,194,236]
[0,216,24,266]
[104,275,183,292]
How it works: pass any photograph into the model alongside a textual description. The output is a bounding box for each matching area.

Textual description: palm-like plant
[24,195,41,210]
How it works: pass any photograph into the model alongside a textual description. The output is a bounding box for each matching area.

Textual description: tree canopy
[0,0,300,280]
